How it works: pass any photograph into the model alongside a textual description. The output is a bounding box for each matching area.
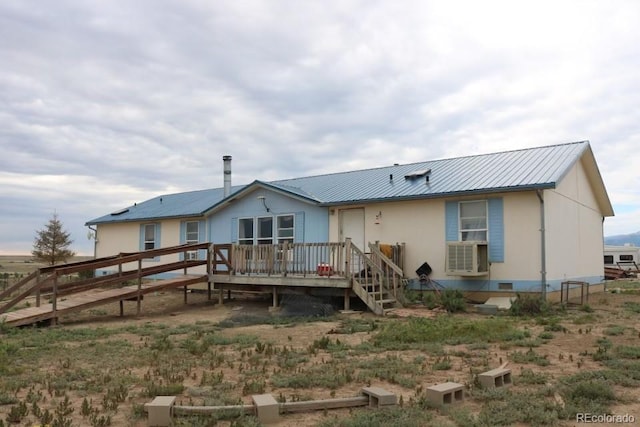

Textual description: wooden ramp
[1,274,206,327]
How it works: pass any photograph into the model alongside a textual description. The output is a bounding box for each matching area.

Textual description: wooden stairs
[348,242,405,316]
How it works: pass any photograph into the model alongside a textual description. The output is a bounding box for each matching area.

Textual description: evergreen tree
[32,213,76,265]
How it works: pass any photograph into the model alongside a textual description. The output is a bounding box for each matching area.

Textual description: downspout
[535,190,547,299]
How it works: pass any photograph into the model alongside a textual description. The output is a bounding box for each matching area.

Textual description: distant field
[0,255,93,275]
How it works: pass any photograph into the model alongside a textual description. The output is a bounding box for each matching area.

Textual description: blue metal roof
[86,186,244,225]
[87,141,598,225]
[271,141,590,204]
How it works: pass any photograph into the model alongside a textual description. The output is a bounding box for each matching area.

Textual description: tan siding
[545,160,605,281]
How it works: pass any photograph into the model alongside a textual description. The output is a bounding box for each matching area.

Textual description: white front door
[340,208,365,251]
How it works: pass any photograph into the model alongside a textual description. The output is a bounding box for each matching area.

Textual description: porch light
[374,211,382,225]
[257,196,271,212]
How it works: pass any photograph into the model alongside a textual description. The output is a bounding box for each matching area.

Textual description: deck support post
[183,286,188,304]
[218,285,224,305]
[272,286,278,309]
[119,300,124,317]
[344,288,350,311]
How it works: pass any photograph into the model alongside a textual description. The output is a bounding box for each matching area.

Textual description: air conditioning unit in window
[446,241,489,276]
[186,251,199,261]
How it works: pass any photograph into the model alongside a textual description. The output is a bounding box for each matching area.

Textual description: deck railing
[0,243,210,320]
[231,242,347,277]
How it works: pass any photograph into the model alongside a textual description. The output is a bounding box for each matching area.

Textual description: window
[185,221,199,260]
[237,214,296,245]
[143,224,156,250]
[277,215,294,244]
[239,218,254,245]
[185,221,199,244]
[604,255,614,264]
[257,217,273,244]
[459,201,487,241]
[620,254,634,262]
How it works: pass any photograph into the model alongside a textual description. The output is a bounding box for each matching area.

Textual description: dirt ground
[6,284,640,426]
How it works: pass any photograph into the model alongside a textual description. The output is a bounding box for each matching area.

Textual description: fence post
[36,270,41,307]
[207,244,212,301]
[136,259,142,315]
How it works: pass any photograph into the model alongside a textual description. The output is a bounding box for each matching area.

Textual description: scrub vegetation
[2,281,640,426]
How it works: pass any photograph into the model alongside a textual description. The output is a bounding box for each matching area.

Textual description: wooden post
[282,242,289,277]
[52,271,58,326]
[207,245,212,301]
[119,300,124,317]
[345,238,352,280]
[35,270,41,307]
[136,259,142,316]
[344,288,350,311]
[218,285,224,305]
[183,285,188,304]
[272,286,278,309]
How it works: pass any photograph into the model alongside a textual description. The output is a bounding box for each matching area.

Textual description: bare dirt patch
[3,285,640,426]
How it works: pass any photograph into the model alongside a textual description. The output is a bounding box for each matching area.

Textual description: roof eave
[85,212,206,226]
[319,183,556,206]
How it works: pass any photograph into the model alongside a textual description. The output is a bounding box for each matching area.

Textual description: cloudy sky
[1,0,639,255]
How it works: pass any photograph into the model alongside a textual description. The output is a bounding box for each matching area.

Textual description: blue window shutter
[294,212,305,243]
[179,222,186,244]
[139,224,145,252]
[179,222,186,261]
[445,201,459,242]
[231,217,238,243]
[488,198,504,262]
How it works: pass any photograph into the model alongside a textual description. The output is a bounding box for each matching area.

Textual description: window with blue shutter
[445,199,504,262]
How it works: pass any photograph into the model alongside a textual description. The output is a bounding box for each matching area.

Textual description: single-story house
[86,140,614,300]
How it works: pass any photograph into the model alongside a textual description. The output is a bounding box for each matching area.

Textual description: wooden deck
[0,240,407,326]
[1,274,207,327]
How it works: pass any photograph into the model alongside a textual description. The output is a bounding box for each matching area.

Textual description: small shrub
[578,304,593,313]
[603,325,625,336]
[517,368,549,385]
[509,349,550,366]
[509,294,552,316]
[432,357,452,371]
[614,345,640,359]
[440,289,466,313]
[622,301,640,313]
[538,331,554,340]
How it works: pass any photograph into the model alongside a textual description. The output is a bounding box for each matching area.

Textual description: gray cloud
[1,0,639,254]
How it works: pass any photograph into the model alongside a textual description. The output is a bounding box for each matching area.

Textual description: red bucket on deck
[316,263,334,276]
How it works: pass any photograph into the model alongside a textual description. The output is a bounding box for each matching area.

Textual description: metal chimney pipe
[223,155,232,197]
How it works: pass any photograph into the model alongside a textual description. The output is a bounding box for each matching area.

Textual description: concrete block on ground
[478,367,512,389]
[361,386,397,408]
[252,393,280,424]
[425,382,464,406]
[145,396,176,427]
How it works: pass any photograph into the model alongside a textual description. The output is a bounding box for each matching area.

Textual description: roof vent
[110,208,129,216]
[404,169,431,180]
